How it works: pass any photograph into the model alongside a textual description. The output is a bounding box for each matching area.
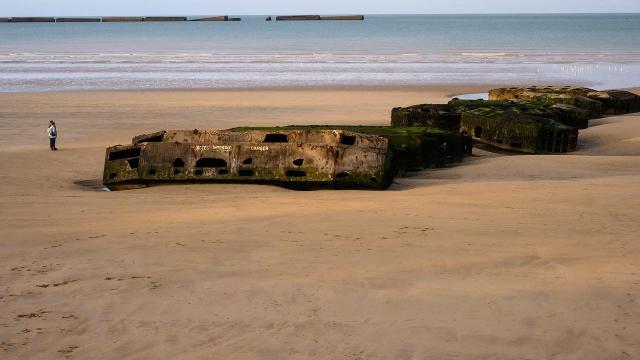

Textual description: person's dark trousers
[50,137,56,150]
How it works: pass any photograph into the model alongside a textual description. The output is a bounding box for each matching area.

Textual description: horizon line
[1,12,639,17]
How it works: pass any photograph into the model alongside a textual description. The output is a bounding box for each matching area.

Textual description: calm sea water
[0,14,639,92]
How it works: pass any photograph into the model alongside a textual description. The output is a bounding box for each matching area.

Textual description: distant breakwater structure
[0,15,364,23]
[0,16,237,23]
[274,15,364,21]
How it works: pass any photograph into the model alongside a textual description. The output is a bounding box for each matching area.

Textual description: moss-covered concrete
[460,108,578,154]
[489,86,640,117]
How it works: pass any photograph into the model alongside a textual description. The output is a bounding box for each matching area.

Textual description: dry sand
[0,87,639,359]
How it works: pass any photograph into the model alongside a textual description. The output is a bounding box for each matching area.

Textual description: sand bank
[0,86,639,359]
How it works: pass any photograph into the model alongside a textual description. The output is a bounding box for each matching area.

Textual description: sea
[0,14,639,92]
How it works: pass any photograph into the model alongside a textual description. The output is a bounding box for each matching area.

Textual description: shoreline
[2,81,638,96]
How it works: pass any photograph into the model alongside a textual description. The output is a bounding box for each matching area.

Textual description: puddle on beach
[74,179,110,192]
[451,92,489,100]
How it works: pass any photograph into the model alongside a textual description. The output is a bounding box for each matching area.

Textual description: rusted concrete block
[104,129,393,190]
[460,108,578,154]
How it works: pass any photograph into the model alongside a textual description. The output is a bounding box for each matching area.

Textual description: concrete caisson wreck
[103,127,472,190]
[489,86,640,116]
[460,109,578,154]
[392,99,592,130]
[104,129,394,190]
[392,86,639,154]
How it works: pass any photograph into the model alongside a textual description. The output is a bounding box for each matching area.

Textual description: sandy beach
[1,86,639,359]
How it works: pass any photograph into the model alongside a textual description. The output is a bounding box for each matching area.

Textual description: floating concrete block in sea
[144,16,187,22]
[55,18,101,23]
[275,15,364,21]
[190,16,228,21]
[0,18,9,23]
[320,15,365,20]
[276,15,322,21]
[10,17,56,22]
[101,17,144,22]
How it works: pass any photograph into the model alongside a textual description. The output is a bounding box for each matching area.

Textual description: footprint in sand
[58,345,79,356]
[15,309,48,320]
[35,279,78,288]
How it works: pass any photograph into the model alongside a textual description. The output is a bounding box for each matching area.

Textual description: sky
[2,0,640,16]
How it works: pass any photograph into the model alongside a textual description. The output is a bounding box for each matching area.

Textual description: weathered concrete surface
[232,126,473,172]
[460,108,578,154]
[0,18,9,23]
[104,129,393,190]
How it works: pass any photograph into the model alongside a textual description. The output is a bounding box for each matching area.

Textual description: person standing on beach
[47,121,58,151]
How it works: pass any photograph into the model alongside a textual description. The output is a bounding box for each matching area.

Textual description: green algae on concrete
[391,104,461,131]
[449,99,591,129]
[489,86,640,117]
[392,98,591,130]
[460,108,578,154]
[586,90,640,115]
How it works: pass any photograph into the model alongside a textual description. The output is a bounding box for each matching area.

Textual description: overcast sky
[3,0,640,16]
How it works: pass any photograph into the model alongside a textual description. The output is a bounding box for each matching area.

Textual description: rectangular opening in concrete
[127,158,139,169]
[341,135,356,145]
[195,158,227,168]
[109,147,141,160]
[263,134,288,143]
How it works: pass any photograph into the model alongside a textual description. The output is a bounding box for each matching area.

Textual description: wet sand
[1,86,639,359]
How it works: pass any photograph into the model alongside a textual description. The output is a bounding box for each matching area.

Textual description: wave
[1,51,640,65]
